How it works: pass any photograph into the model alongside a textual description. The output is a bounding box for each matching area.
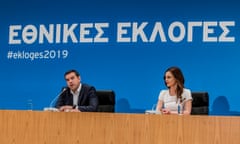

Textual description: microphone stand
[44,88,67,112]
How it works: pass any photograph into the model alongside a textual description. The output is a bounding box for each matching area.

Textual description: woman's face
[165,71,177,88]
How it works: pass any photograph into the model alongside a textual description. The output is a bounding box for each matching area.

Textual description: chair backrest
[191,92,209,115]
[96,90,115,112]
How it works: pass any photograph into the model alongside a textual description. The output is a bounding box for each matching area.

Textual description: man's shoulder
[81,83,95,90]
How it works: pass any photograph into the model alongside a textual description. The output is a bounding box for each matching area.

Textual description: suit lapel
[78,84,84,105]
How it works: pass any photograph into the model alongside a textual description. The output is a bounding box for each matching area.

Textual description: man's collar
[71,83,82,94]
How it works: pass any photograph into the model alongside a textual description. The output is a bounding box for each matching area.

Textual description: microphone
[44,87,67,112]
[49,87,67,107]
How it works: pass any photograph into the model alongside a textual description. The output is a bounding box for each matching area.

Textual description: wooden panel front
[0,110,239,144]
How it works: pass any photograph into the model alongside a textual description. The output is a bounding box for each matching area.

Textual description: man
[55,69,98,112]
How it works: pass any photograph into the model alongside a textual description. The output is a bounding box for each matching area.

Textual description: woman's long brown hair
[164,66,185,103]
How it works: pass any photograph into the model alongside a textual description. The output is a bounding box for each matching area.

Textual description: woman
[156,66,192,115]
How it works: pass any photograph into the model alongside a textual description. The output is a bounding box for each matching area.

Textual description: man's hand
[59,105,80,112]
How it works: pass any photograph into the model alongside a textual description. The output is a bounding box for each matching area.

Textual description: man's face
[65,72,80,92]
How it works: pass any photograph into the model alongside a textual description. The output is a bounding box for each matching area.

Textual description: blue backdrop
[1,0,240,115]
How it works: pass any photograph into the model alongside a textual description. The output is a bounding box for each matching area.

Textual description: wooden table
[0,110,239,144]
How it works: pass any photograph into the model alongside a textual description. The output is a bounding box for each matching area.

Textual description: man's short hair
[64,69,80,78]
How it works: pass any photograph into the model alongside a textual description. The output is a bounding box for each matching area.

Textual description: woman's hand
[161,108,171,114]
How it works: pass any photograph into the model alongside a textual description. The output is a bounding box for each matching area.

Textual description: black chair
[191,92,209,115]
[96,90,115,112]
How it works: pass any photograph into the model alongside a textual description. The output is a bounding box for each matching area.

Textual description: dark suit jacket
[55,84,98,112]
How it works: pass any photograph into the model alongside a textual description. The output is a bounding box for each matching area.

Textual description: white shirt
[71,83,82,106]
[158,88,192,111]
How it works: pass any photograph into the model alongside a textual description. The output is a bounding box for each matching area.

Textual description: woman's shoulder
[183,88,191,93]
[160,89,168,93]
[159,89,169,96]
[158,89,169,99]
[183,88,192,99]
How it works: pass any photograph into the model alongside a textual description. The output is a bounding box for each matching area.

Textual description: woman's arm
[156,100,163,111]
[183,100,192,115]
